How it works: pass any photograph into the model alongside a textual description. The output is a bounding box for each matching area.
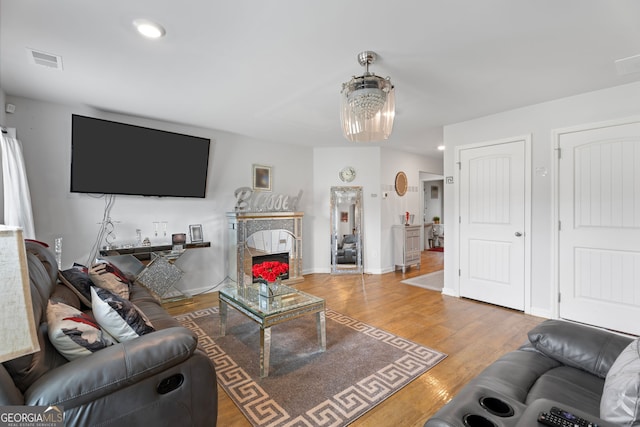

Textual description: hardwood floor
[166,250,543,427]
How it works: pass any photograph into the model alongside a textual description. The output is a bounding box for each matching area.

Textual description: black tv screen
[71,114,210,198]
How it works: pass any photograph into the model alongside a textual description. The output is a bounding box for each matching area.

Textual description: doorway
[420,172,444,252]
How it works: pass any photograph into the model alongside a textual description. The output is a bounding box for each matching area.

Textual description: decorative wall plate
[395,171,408,196]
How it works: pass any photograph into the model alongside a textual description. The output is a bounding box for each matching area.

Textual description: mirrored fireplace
[227,212,303,287]
[247,230,292,282]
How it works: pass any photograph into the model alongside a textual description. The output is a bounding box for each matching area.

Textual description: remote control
[537,406,599,427]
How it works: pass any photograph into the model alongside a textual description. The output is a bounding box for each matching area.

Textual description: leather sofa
[425,319,635,427]
[1,241,217,426]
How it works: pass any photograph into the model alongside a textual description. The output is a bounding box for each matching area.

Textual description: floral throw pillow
[89,262,131,300]
[47,300,115,361]
[91,287,155,342]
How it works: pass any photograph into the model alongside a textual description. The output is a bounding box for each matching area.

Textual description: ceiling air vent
[26,48,63,70]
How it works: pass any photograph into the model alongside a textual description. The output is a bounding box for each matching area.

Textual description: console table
[99,242,210,307]
[99,242,210,262]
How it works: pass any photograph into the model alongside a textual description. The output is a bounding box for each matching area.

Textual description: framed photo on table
[252,164,272,191]
[189,224,203,243]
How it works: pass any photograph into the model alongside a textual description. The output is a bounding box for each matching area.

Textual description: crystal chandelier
[340,51,395,142]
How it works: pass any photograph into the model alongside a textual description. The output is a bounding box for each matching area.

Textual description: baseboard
[528,306,553,319]
[441,286,458,297]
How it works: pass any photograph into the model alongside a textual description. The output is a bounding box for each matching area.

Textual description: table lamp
[0,226,40,363]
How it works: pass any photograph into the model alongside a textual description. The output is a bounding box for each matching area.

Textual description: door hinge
[558,292,561,303]
[555,148,562,159]
[456,161,461,170]
[558,220,562,231]
[459,216,461,224]
[458,269,461,277]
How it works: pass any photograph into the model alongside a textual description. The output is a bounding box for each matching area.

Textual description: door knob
[515,232,523,237]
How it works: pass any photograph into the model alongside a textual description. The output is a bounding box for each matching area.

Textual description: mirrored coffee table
[218,283,326,378]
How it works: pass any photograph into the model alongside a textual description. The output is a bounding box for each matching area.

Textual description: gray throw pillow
[600,338,640,426]
[90,287,154,342]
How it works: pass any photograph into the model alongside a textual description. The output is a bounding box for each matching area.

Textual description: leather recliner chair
[424,319,633,427]
[336,234,357,264]
[1,241,218,426]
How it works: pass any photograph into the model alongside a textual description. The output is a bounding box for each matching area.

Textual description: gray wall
[442,81,640,318]
[2,95,442,292]
[4,96,314,295]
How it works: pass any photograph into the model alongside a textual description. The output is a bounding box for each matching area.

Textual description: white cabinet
[392,225,421,273]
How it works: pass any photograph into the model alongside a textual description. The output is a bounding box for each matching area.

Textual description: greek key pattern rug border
[176,307,446,427]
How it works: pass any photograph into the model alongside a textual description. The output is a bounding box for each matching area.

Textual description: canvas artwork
[253,165,272,191]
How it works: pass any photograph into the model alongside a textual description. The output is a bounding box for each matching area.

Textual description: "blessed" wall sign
[234,187,303,212]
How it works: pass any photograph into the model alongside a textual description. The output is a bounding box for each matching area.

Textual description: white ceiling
[2,1,640,157]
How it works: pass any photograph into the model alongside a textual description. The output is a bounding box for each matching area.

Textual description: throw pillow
[600,338,640,426]
[91,287,155,342]
[343,235,357,244]
[47,300,115,361]
[58,263,94,307]
[49,284,81,310]
[89,262,131,300]
[25,239,49,248]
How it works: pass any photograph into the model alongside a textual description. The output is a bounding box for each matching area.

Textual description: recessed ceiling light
[437,145,445,151]
[133,19,166,39]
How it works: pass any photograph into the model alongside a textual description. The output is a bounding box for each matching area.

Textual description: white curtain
[1,133,35,239]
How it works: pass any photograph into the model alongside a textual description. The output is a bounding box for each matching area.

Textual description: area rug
[427,246,444,252]
[175,307,446,426]
[401,270,444,292]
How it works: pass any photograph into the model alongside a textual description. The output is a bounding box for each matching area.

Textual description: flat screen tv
[71,114,210,198]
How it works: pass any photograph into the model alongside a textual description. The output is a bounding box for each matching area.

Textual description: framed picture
[340,211,348,222]
[189,224,203,243]
[253,164,272,191]
[431,185,439,199]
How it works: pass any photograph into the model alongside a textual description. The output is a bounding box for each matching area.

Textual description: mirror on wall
[330,186,363,274]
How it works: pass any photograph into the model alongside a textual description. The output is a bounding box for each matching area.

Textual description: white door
[459,139,527,310]
[557,119,640,335]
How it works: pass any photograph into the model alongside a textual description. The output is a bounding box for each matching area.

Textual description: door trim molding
[454,135,532,313]
[551,114,640,320]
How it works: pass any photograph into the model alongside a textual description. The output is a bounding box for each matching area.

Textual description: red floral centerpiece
[252,261,289,282]
[252,261,289,297]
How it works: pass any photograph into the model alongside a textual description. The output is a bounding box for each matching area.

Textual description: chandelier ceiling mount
[340,51,395,142]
